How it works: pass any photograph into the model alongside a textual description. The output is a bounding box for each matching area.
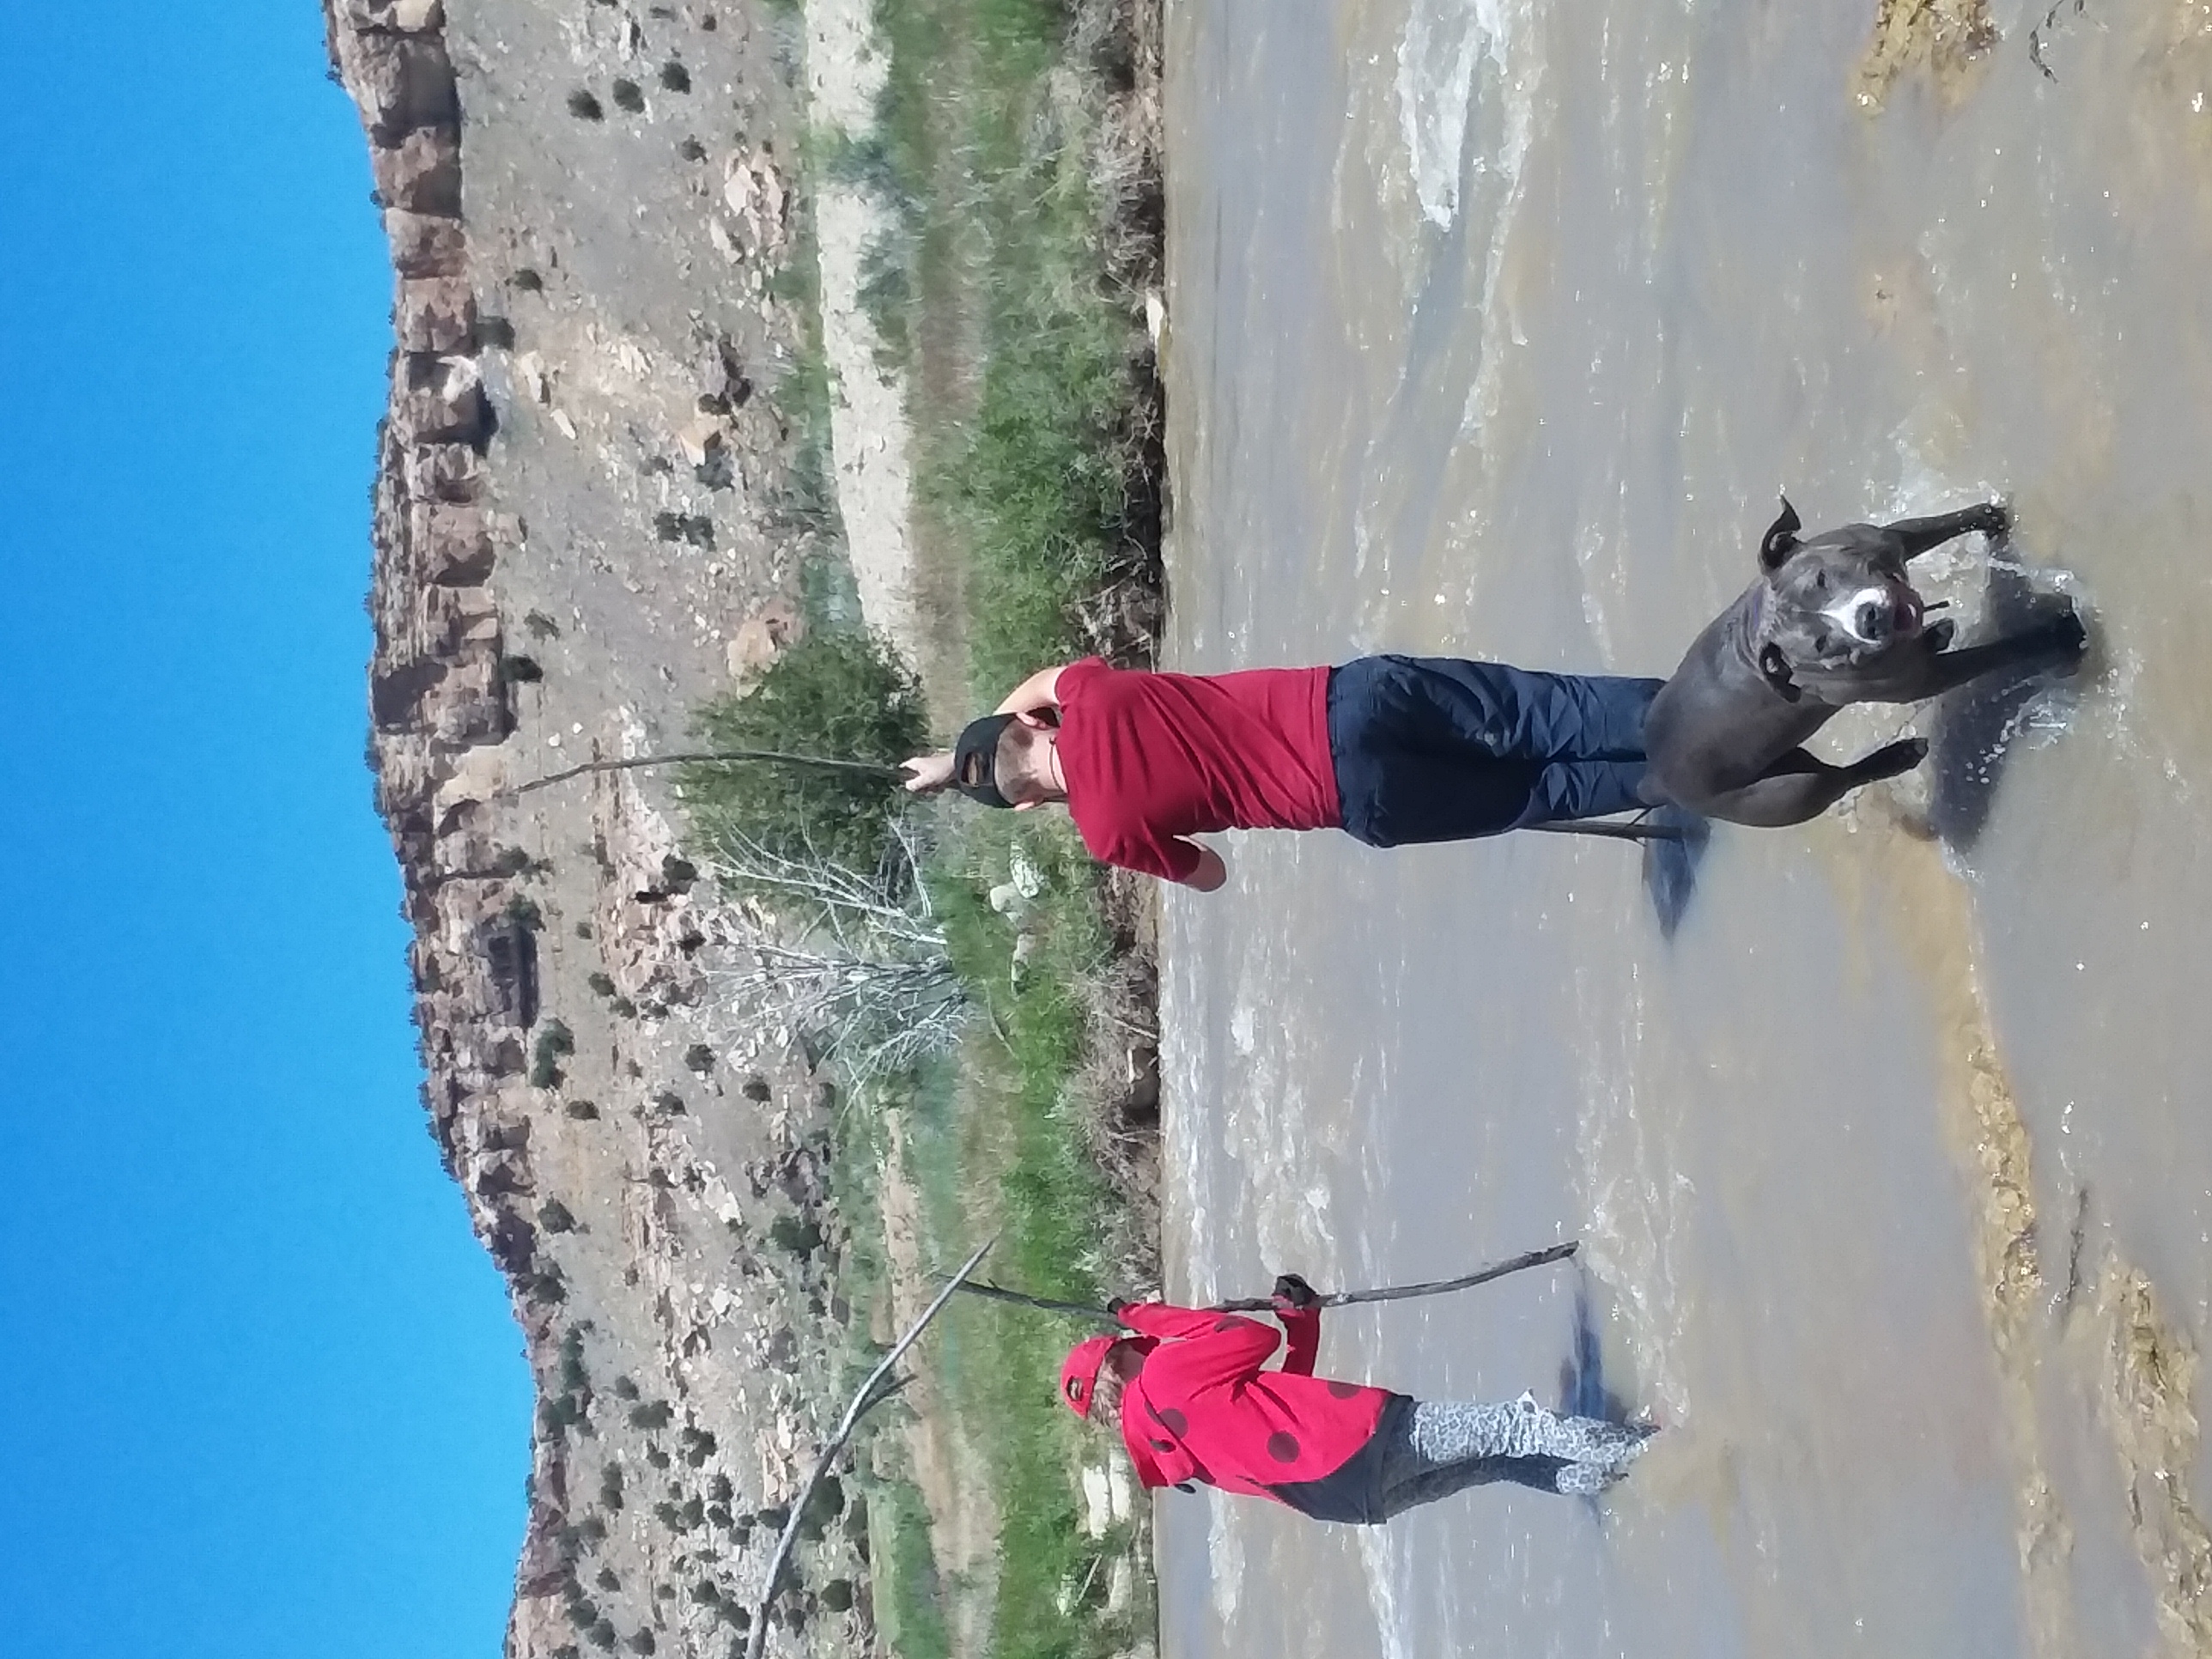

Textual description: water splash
[1571,957,1694,1419]
[1395,0,1540,231]
[1356,1522,1415,1659]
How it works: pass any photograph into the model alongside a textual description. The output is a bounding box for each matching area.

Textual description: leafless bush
[704,821,969,1091]
[1066,935,1162,1288]
[1078,0,1164,292]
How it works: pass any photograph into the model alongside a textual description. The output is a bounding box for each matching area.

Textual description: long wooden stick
[501,751,1686,849]
[949,1240,1578,1326]
[1212,1241,1579,1310]
[744,1236,994,1658]
[505,748,907,799]
[954,1279,1121,1324]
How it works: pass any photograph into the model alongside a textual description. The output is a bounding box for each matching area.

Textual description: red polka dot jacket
[1115,1299,1410,1523]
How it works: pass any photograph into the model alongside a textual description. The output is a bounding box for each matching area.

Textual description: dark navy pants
[1327,655,1662,847]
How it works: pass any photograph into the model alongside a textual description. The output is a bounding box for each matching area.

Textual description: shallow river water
[1152,3,2212,1656]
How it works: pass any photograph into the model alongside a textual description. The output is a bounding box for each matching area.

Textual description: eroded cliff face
[326,3,874,1652]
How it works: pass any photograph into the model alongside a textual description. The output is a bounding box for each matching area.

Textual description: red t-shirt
[1114,1301,1395,1499]
[1054,659,1340,881]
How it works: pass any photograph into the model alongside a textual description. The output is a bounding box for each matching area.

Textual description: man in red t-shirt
[1060,1275,1656,1522]
[900,655,1665,887]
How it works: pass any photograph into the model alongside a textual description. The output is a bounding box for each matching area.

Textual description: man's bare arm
[1180,844,1229,892]
[901,752,957,794]
[994,665,1067,717]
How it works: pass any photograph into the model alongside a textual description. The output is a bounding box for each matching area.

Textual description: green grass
[764,222,854,613]
[912,811,1148,1659]
[851,0,1160,1646]
[678,628,927,881]
[821,1067,960,1659]
[931,817,1120,1295]
[862,1474,954,1659]
[676,3,1160,1653]
[855,0,1155,699]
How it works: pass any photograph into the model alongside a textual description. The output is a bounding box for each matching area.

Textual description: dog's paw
[1972,501,2013,541]
[2040,609,2088,664]
[1861,736,1930,781]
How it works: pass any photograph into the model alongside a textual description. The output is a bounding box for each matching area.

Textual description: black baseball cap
[953,714,1017,807]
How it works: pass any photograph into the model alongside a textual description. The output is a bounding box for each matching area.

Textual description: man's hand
[1271,1273,1320,1310]
[901,752,957,794]
[994,665,1067,718]
[1181,845,1229,892]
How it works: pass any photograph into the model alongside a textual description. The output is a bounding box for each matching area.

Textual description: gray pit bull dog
[1642,498,2087,827]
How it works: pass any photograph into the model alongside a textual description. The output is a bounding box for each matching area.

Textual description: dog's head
[1750,498,1928,702]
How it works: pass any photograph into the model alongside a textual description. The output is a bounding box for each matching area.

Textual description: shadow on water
[1557,1271,1635,1424]
[1557,1272,1641,1516]
[1926,561,2083,853]
[1639,805,1714,938]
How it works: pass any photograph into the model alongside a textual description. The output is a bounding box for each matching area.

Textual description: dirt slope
[326,2,875,1653]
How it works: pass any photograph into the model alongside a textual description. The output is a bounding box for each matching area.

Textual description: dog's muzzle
[1826,581,1923,648]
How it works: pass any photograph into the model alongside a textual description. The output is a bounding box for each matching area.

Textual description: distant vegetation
[677,2,1163,1656]
[853,0,1161,697]
[679,629,927,883]
[531,1018,574,1089]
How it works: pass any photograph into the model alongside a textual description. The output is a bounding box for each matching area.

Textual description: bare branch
[501,747,907,799]
[702,826,969,1091]
[744,1237,996,1658]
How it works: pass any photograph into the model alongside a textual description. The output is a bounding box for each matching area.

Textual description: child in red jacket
[1060,1278,1654,1522]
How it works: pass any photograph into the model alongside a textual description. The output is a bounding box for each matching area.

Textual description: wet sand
[1154,3,2212,1656]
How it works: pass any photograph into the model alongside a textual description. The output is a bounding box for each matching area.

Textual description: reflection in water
[1559,1273,1639,1519]
[1557,1272,1633,1426]
[1637,806,1713,939]
[1928,561,2086,853]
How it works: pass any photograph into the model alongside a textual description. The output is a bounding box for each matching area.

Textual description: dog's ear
[1759,496,1803,571]
[1759,642,1802,702]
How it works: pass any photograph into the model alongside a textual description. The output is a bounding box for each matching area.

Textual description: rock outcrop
[326,0,536,1275]
[325,3,876,1654]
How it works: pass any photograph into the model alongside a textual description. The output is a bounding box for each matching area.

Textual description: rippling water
[1155,3,2212,1655]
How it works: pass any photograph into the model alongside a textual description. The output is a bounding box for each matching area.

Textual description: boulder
[395,376,491,447]
[343,0,447,34]
[479,1115,533,1153]
[434,797,489,838]
[396,276,476,352]
[725,595,803,682]
[512,1524,571,1602]
[410,501,496,586]
[483,1206,538,1275]
[417,584,501,654]
[425,656,512,745]
[472,1148,532,1200]
[384,800,437,870]
[372,128,463,216]
[370,655,449,732]
[386,209,466,279]
[475,924,539,1026]
[401,440,483,502]
[433,823,501,878]
[349,33,459,143]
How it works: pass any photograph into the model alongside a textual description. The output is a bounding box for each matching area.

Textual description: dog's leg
[1887,501,2010,557]
[1864,611,2087,702]
[1701,741,1927,827]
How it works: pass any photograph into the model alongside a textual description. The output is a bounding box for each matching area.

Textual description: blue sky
[0,6,529,1656]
